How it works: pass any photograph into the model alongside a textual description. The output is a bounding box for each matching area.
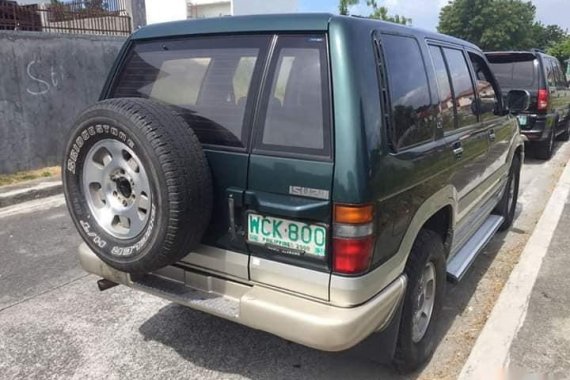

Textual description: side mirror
[506,90,531,114]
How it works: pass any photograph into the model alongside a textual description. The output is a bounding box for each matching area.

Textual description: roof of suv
[131,13,479,51]
[133,13,333,40]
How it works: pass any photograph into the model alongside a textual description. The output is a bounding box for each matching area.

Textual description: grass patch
[0,166,61,187]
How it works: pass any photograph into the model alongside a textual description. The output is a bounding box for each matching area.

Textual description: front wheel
[393,229,446,373]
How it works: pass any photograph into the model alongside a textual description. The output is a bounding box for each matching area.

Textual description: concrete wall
[0,31,125,174]
[126,0,147,29]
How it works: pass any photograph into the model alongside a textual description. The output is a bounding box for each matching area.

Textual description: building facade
[146,0,297,24]
[188,0,297,18]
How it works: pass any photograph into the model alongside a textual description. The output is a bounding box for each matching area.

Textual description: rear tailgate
[486,52,541,113]
[244,35,334,300]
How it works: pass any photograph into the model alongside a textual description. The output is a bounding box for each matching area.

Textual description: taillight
[332,204,375,274]
[538,88,549,111]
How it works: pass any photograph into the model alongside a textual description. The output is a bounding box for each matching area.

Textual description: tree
[533,23,568,51]
[338,0,411,25]
[438,0,537,50]
[339,0,359,16]
[366,0,411,25]
[548,38,570,66]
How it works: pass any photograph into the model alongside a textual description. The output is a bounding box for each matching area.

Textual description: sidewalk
[460,161,570,379]
[508,195,570,375]
[0,176,62,208]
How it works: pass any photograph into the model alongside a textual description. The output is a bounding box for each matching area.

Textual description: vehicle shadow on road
[137,209,524,380]
[138,302,404,380]
[138,196,530,380]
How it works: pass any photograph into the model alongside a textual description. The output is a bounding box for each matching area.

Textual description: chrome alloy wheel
[412,262,436,343]
[82,139,152,240]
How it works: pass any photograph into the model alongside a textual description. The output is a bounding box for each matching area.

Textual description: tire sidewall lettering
[65,121,156,261]
[66,123,136,175]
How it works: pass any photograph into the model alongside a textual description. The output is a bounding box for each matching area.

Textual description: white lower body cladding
[78,243,407,351]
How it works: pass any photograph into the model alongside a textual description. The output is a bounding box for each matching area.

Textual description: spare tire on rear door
[63,98,213,273]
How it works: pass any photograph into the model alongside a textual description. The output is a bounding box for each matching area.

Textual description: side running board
[447,214,504,282]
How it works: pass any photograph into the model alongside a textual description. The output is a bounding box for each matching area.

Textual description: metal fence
[0,0,131,36]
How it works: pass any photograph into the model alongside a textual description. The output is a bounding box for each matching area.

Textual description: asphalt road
[1,143,569,380]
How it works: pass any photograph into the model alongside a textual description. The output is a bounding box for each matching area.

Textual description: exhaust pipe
[97,278,119,291]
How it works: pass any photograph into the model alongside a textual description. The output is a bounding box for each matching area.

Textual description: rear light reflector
[334,204,374,224]
[332,203,375,274]
[333,222,374,238]
[332,236,375,274]
[537,88,549,111]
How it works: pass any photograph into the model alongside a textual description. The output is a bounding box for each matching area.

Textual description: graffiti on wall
[26,59,65,96]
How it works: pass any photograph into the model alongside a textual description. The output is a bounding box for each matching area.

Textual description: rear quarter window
[381,34,433,150]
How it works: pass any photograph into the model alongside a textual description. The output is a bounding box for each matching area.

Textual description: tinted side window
[552,58,566,87]
[545,57,557,88]
[443,48,477,128]
[112,36,270,148]
[382,34,432,150]
[257,35,331,157]
[469,52,500,120]
[429,45,455,131]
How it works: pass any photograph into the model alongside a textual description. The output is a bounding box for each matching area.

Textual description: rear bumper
[79,243,407,351]
[520,114,552,141]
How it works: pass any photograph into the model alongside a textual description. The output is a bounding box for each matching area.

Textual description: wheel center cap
[116,177,133,198]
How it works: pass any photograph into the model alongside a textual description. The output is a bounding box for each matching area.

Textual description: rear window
[255,35,331,158]
[489,60,538,90]
[111,36,271,148]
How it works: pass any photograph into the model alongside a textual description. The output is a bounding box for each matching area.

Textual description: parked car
[63,14,527,372]
[486,50,570,159]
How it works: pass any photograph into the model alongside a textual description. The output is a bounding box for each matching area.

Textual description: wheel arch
[421,205,453,259]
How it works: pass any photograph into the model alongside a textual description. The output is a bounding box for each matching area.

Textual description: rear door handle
[244,190,330,220]
[489,129,496,141]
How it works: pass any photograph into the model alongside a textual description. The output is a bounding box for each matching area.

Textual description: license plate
[517,115,528,126]
[247,214,326,257]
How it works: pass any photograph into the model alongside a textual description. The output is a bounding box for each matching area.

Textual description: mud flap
[348,293,404,364]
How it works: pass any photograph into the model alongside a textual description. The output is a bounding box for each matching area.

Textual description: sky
[299,0,570,32]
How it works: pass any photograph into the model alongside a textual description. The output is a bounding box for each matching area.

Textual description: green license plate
[517,115,528,126]
[247,214,326,257]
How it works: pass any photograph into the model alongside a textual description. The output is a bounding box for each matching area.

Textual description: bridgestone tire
[63,98,212,273]
[393,229,446,373]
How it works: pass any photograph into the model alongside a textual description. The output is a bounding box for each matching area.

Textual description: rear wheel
[393,229,446,373]
[557,120,570,141]
[494,155,521,231]
[535,127,555,160]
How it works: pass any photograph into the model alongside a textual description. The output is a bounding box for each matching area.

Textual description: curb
[0,180,63,208]
[459,161,570,379]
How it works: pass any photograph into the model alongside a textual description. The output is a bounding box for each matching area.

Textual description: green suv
[486,50,570,159]
[63,14,527,372]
